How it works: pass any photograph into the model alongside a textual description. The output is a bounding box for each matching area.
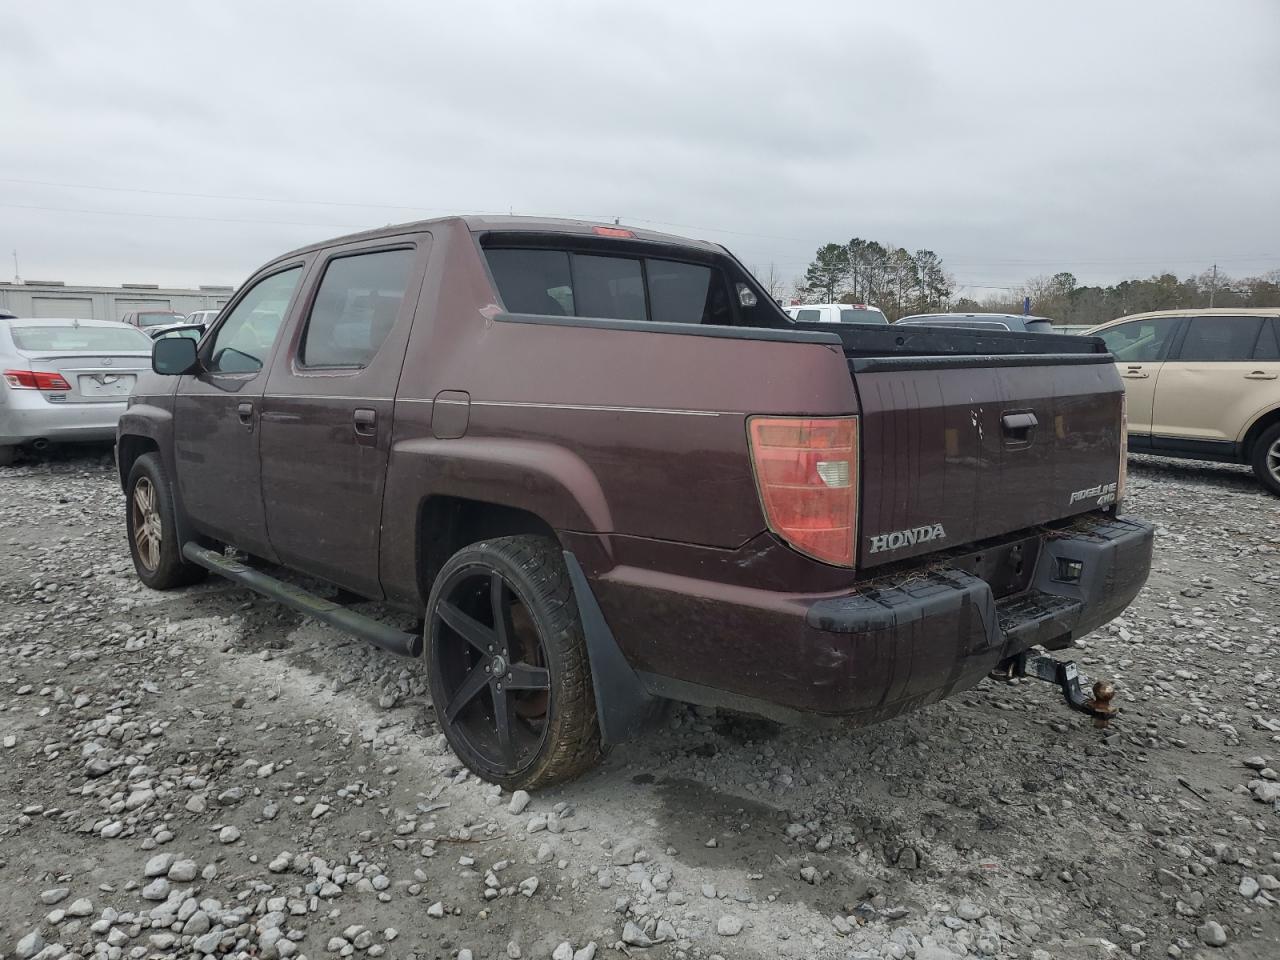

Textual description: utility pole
[1208,263,1218,307]
[11,250,20,283]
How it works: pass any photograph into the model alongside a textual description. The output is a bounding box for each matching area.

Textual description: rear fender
[380,436,615,606]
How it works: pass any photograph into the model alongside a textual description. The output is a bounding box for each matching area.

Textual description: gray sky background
[3,0,1279,297]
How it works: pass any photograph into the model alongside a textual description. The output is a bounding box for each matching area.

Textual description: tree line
[790,239,954,320]
[783,240,1279,325]
[962,269,1280,327]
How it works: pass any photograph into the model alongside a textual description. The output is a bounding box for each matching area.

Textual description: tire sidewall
[426,541,579,789]
[126,453,197,588]
[1253,423,1280,496]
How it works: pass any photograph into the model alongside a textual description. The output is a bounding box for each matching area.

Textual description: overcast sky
[3,1,1278,297]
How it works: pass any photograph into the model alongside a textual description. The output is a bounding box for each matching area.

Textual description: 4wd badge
[1069,481,1118,506]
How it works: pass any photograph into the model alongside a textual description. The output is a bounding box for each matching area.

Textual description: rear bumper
[0,397,128,445]
[613,514,1154,724]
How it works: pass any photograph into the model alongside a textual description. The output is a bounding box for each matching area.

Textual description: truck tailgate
[852,354,1123,568]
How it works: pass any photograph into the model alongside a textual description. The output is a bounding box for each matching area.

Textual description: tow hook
[991,652,1117,727]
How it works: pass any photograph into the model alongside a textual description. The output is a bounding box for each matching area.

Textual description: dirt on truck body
[116,215,1154,789]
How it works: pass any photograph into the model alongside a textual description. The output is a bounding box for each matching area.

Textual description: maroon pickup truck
[117,216,1153,788]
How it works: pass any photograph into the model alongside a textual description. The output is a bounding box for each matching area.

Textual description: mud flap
[562,551,661,748]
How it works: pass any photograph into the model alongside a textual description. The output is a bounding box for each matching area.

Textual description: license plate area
[77,374,135,397]
[950,532,1041,598]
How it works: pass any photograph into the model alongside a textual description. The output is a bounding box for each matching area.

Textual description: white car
[0,317,154,464]
[786,303,889,325]
[185,309,221,330]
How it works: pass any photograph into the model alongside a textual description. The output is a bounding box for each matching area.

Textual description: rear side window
[1254,319,1280,360]
[1177,316,1264,362]
[485,248,732,325]
[301,249,415,368]
[794,308,822,322]
[839,307,888,325]
[1097,316,1180,363]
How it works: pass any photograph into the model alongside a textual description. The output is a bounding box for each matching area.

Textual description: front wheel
[426,535,601,789]
[125,453,208,589]
[1252,422,1280,496]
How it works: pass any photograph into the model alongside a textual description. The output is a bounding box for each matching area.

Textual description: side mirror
[153,336,199,376]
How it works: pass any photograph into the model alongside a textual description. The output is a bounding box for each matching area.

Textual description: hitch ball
[1086,680,1117,727]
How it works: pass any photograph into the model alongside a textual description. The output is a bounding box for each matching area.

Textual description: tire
[0,445,15,467]
[125,453,208,589]
[1251,422,1280,496]
[426,535,602,789]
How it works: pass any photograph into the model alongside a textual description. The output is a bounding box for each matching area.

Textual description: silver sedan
[0,317,154,465]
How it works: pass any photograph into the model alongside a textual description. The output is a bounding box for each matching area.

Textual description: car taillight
[747,416,857,567]
[3,369,72,391]
[1116,392,1128,507]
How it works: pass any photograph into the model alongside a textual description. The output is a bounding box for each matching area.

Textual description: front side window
[300,249,414,368]
[1176,316,1264,362]
[1097,317,1180,363]
[207,266,303,374]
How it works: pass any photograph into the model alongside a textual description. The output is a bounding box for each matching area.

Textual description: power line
[0,176,804,242]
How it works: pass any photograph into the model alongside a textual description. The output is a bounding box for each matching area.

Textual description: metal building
[0,281,235,320]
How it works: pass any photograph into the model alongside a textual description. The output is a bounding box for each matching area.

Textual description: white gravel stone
[717,915,744,936]
[218,825,241,844]
[39,888,69,905]
[144,852,176,877]
[508,790,531,814]
[168,859,198,882]
[1197,920,1228,947]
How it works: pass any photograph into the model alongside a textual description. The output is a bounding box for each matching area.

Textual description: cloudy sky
[3,1,1278,296]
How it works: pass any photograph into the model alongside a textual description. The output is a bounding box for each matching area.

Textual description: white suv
[1088,308,1280,494]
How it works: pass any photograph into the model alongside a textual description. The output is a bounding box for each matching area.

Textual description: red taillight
[4,369,72,391]
[592,225,635,238]
[748,416,858,567]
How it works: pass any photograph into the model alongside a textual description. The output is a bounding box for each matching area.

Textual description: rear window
[485,248,732,325]
[10,325,152,352]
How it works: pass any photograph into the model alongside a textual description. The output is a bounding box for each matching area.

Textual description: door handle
[1244,371,1278,380]
[353,408,377,436]
[237,401,254,427]
[1121,370,1149,379]
[1001,411,1037,444]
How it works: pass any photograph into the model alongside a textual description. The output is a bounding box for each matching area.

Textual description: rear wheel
[0,445,15,466]
[1251,422,1280,496]
[426,535,601,789]
[125,453,208,589]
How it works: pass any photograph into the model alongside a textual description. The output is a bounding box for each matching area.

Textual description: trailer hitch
[991,652,1117,727]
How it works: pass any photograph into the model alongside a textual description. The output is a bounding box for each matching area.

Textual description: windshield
[11,324,153,352]
[137,312,185,327]
[838,307,888,325]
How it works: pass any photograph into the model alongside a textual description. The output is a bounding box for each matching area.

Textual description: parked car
[151,325,205,342]
[1088,308,1280,494]
[120,310,188,335]
[786,303,889,325]
[1,317,154,464]
[118,215,1152,788]
[897,312,1056,333]
[184,309,221,330]
[0,309,17,321]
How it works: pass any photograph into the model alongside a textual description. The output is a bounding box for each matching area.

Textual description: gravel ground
[0,448,1277,960]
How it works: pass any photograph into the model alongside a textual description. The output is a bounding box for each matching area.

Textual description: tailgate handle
[1001,412,1038,443]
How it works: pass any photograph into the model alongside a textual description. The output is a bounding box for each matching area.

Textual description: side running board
[181,543,421,657]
